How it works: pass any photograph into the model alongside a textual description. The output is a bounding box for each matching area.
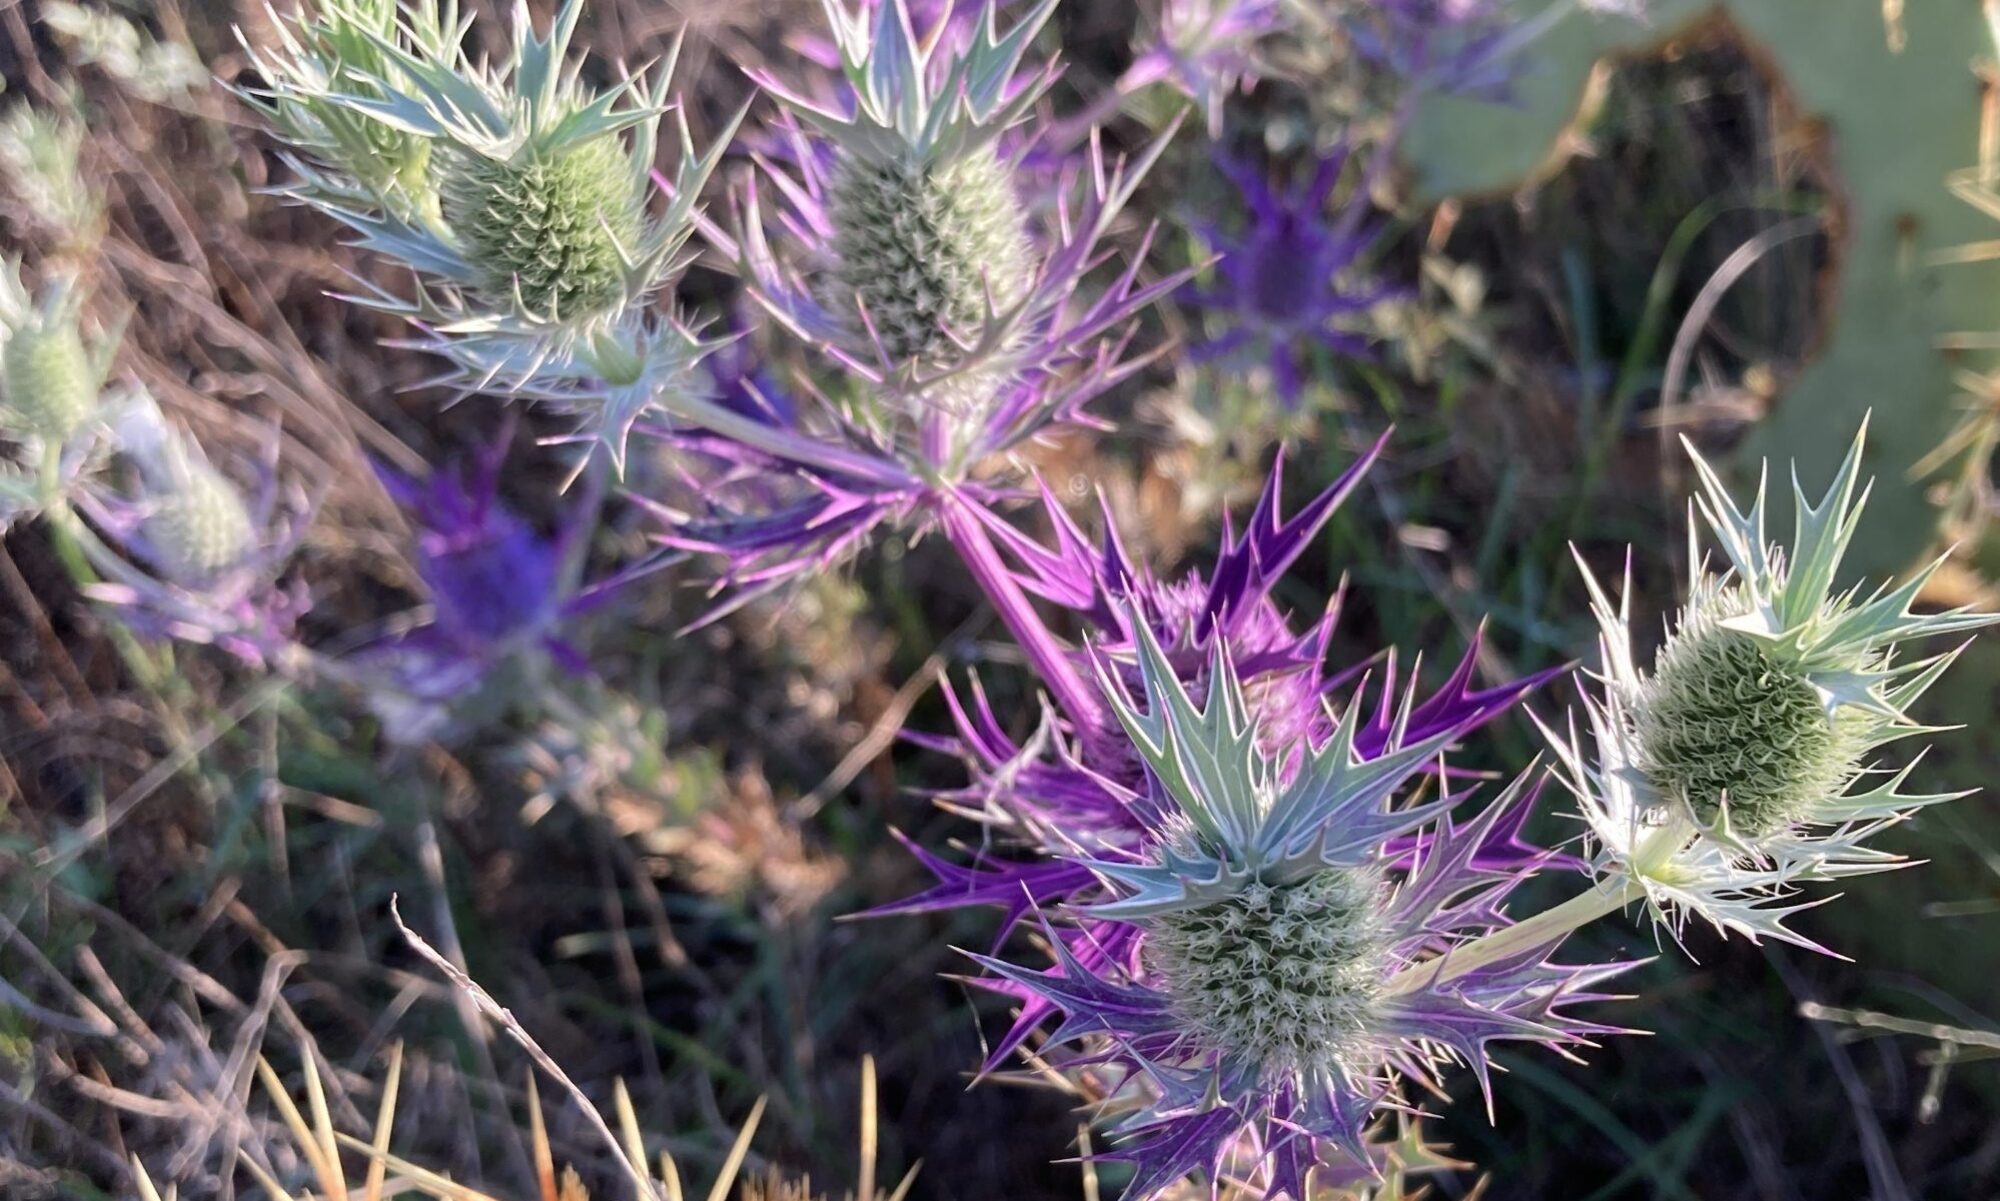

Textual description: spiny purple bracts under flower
[948,626,1630,1200]
[375,434,567,653]
[882,444,1573,1110]
[78,394,314,669]
[1186,151,1396,406]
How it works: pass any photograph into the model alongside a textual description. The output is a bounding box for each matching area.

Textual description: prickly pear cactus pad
[1404,0,2000,580]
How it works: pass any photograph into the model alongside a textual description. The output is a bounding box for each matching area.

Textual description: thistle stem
[669,393,919,491]
[1381,874,1644,997]
[937,489,1104,735]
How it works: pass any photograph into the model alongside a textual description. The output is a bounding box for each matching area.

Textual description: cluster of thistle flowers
[216,0,1986,1197]
[0,263,316,666]
[876,419,1994,1198]
[219,0,1604,718]
[0,252,611,732]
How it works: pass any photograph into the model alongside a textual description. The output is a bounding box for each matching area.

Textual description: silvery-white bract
[1545,422,1997,950]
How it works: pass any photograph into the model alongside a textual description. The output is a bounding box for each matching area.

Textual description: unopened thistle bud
[146,459,258,586]
[1635,595,1874,838]
[438,134,645,320]
[113,399,260,586]
[3,318,94,442]
[243,0,734,462]
[0,97,103,246]
[0,263,108,446]
[825,144,1035,365]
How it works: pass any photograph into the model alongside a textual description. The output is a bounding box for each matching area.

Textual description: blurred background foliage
[2,1,1997,1199]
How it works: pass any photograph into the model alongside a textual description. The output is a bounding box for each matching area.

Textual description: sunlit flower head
[654,0,1184,599]
[879,440,1592,1196]
[241,0,735,463]
[1544,421,1998,951]
[953,619,1625,1199]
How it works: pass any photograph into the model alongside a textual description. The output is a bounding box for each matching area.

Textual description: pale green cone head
[1145,865,1387,1077]
[2,318,97,443]
[1636,596,1881,838]
[145,462,258,586]
[439,135,644,321]
[824,144,1036,366]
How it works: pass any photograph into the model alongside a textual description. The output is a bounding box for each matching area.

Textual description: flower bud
[826,145,1035,366]
[1635,602,1871,838]
[143,456,258,586]
[439,136,643,321]
[2,317,96,443]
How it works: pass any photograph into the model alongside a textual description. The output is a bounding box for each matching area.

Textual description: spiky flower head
[0,96,104,247]
[243,0,735,461]
[238,0,450,215]
[879,444,1590,1197]
[114,403,260,587]
[1186,150,1391,407]
[0,261,113,447]
[759,0,1051,380]
[658,3,1185,597]
[1545,421,1998,950]
[354,429,630,739]
[954,616,1624,1200]
[78,393,313,666]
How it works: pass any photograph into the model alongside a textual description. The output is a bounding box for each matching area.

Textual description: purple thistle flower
[649,1,1186,628]
[356,429,634,737]
[880,444,1587,1165]
[1185,150,1395,406]
[943,617,1629,1200]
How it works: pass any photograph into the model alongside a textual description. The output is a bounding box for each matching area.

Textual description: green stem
[1381,875,1643,997]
